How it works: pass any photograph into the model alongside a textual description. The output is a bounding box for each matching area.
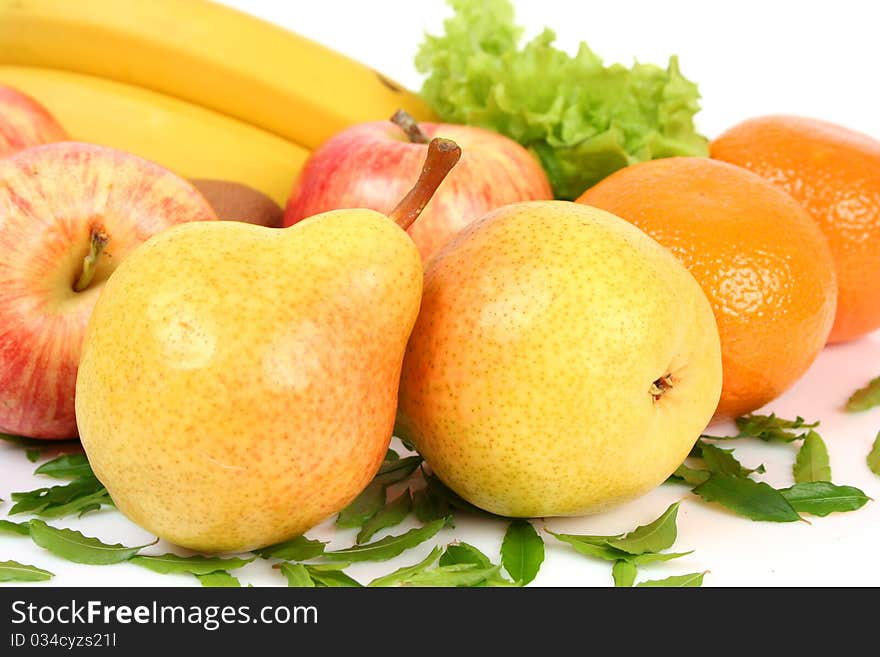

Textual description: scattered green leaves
[549,502,690,570]
[367,546,443,587]
[399,563,502,587]
[28,520,154,565]
[357,490,412,544]
[846,376,880,412]
[779,482,870,517]
[34,453,94,480]
[612,560,637,587]
[0,560,53,582]
[692,473,801,522]
[324,518,448,562]
[131,553,254,576]
[9,476,112,519]
[500,520,544,585]
[289,563,362,587]
[636,572,704,587]
[254,535,327,562]
[793,431,831,483]
[733,414,818,443]
[196,571,241,587]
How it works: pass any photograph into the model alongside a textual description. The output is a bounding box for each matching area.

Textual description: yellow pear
[75,139,461,553]
[397,201,723,518]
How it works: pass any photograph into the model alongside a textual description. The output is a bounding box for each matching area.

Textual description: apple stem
[391,109,430,144]
[73,225,109,292]
[389,138,461,231]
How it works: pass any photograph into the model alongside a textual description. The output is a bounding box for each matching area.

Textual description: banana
[0,0,435,150]
[0,66,309,205]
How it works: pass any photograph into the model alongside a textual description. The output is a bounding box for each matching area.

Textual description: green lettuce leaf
[416,0,708,199]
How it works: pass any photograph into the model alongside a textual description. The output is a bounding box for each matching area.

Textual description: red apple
[283,113,553,261]
[0,142,217,439]
[0,84,68,158]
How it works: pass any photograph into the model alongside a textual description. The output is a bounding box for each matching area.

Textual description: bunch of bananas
[0,0,434,204]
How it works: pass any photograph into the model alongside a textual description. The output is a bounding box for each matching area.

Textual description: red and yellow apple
[0,142,217,439]
[284,115,553,261]
[0,84,68,158]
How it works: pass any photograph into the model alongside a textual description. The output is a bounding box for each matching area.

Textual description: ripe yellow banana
[0,0,435,150]
[0,66,309,206]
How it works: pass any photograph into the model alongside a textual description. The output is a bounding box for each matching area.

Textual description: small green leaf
[324,518,447,562]
[196,571,240,587]
[34,453,93,479]
[306,566,361,587]
[357,489,412,544]
[279,563,315,587]
[500,519,544,585]
[440,542,493,569]
[636,572,704,587]
[384,448,400,462]
[253,535,327,561]
[548,531,624,561]
[336,482,386,529]
[0,560,53,582]
[367,546,443,587]
[793,430,831,483]
[612,560,637,587]
[29,520,154,565]
[373,455,423,487]
[669,463,710,486]
[607,503,679,555]
[0,519,30,536]
[548,529,690,565]
[847,376,880,412]
[412,488,452,525]
[131,553,254,575]
[867,431,880,476]
[779,482,870,516]
[733,413,818,442]
[692,473,801,522]
[400,564,501,587]
[26,447,42,463]
[700,442,764,477]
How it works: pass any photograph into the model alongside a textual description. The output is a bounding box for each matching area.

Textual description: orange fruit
[577,157,837,420]
[711,115,880,343]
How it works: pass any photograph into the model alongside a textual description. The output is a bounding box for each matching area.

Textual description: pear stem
[73,225,109,292]
[389,138,461,231]
[391,109,429,144]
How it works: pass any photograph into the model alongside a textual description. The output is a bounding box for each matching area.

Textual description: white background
[3,0,880,587]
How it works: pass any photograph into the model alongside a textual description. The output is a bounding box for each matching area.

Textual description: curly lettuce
[416,0,708,199]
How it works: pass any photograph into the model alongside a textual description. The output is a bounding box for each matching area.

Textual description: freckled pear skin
[397,201,723,518]
[75,213,422,553]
